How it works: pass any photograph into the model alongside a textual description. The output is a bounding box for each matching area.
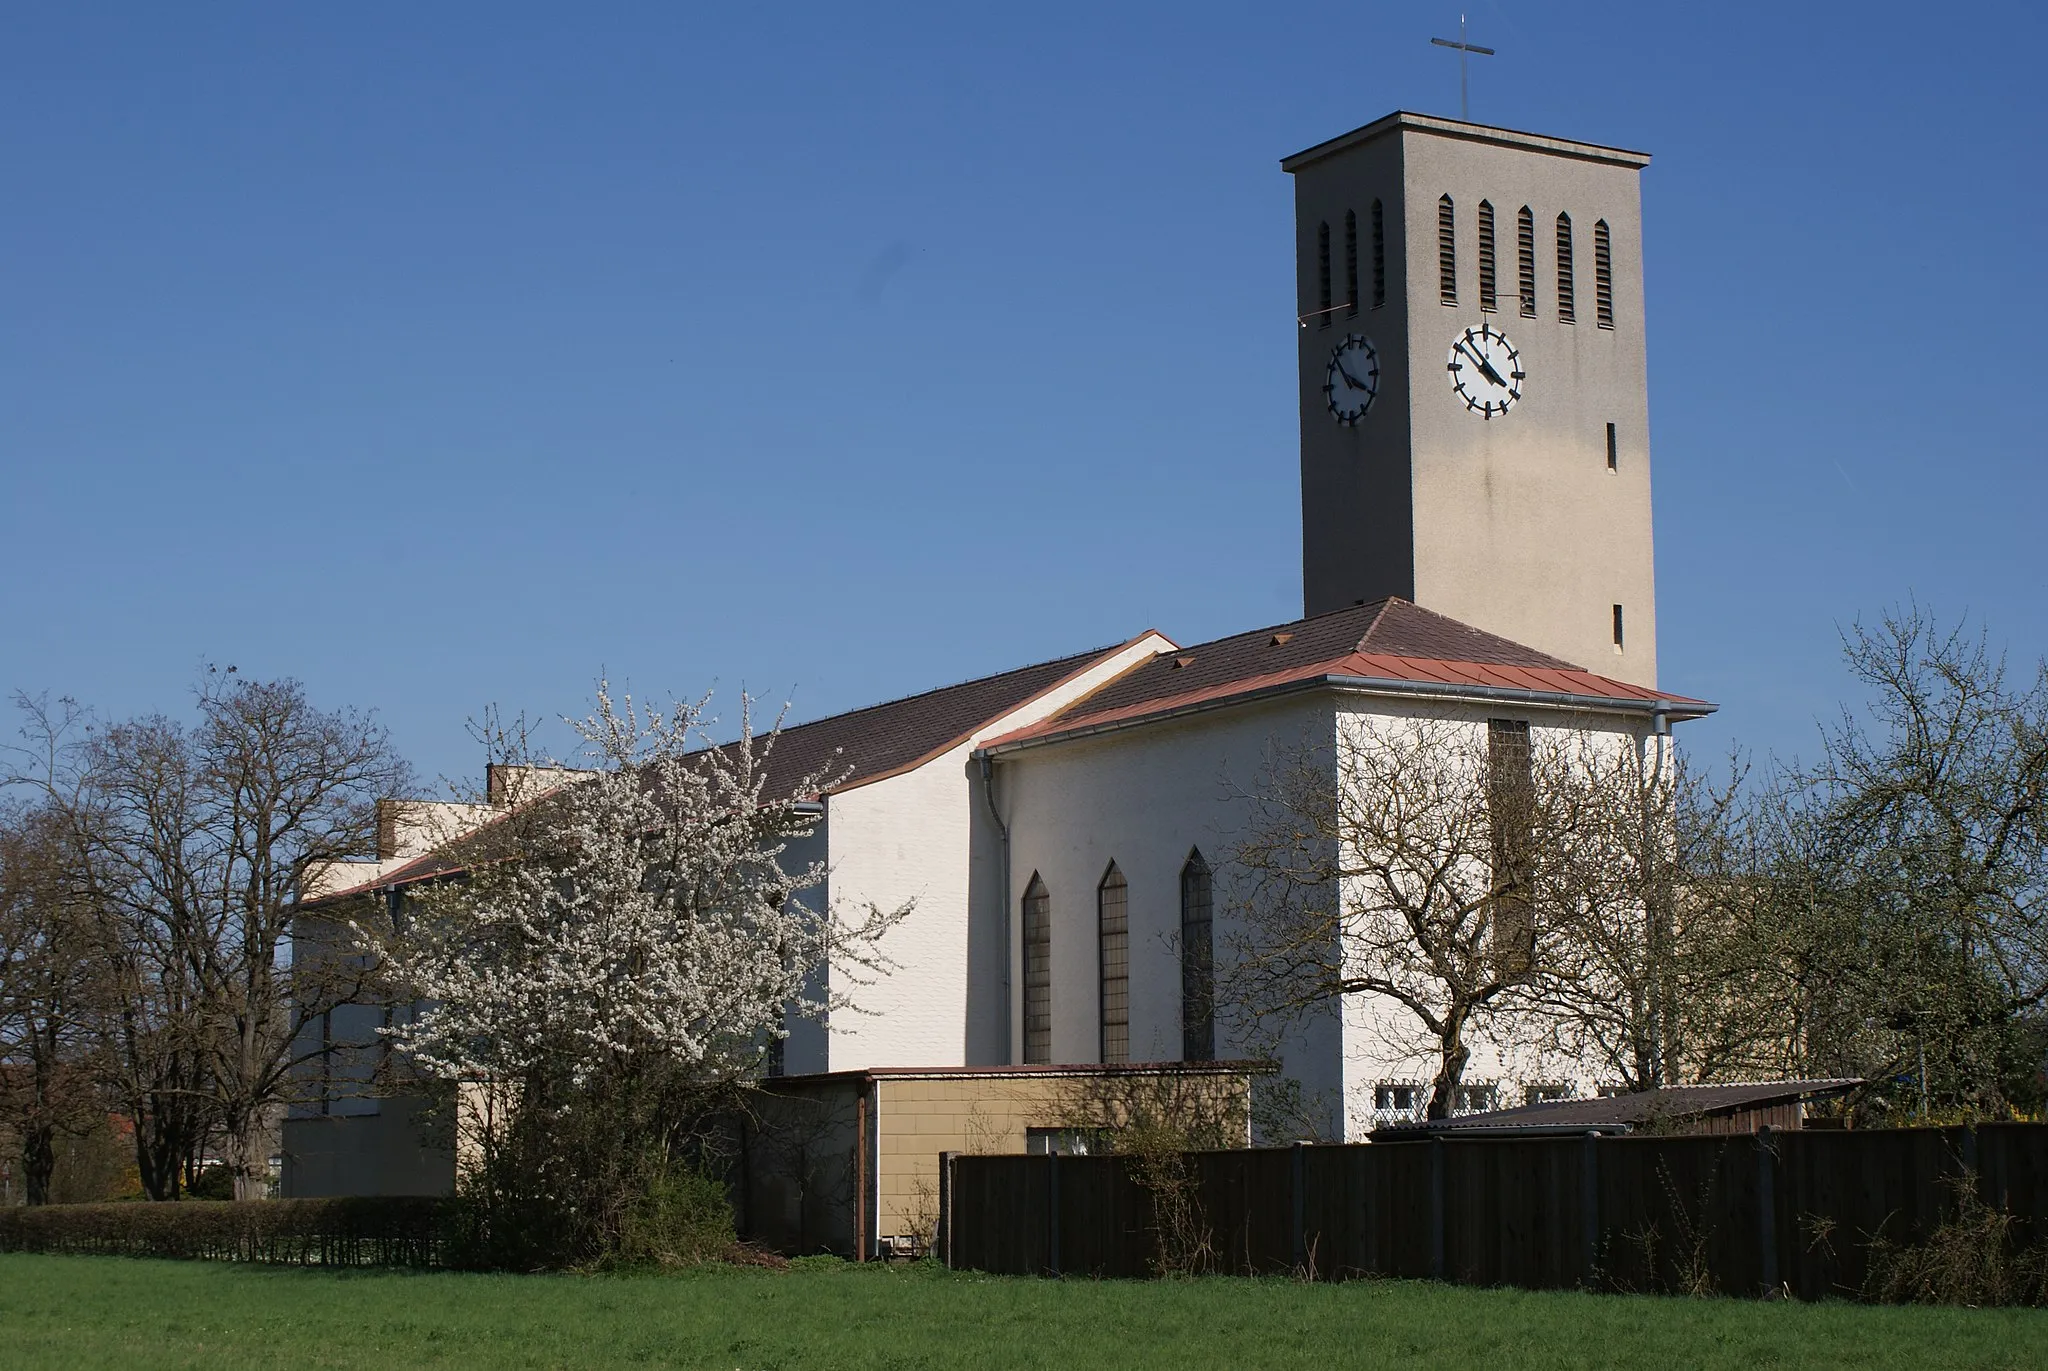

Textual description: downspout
[1644,709,1673,1087]
[977,752,1013,1064]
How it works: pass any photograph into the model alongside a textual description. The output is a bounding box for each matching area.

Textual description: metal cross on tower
[1430,15,1495,121]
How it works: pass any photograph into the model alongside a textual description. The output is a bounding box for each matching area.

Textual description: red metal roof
[981,600,1711,752]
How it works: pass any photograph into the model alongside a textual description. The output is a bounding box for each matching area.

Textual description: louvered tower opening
[1317,220,1332,327]
[1477,200,1497,312]
[1594,219,1615,328]
[1370,199,1386,307]
[1517,206,1536,316]
[1555,212,1576,324]
[1343,210,1358,317]
[1438,195,1457,305]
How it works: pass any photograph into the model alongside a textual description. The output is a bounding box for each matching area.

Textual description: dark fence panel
[947,1125,2048,1300]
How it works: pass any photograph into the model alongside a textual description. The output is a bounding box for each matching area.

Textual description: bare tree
[9,675,411,1198]
[1726,609,2048,1118]
[1518,741,1762,1091]
[0,798,107,1204]
[1223,712,1640,1120]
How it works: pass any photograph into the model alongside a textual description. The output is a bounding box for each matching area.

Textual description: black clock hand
[1459,341,1509,388]
[1335,359,1371,391]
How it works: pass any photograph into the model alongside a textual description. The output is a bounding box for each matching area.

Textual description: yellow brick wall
[872,1074,1249,1242]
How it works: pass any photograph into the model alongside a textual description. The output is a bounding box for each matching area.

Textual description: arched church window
[1344,210,1359,318]
[1594,219,1614,328]
[1098,864,1129,1064]
[1517,206,1536,316]
[1555,212,1576,324]
[1370,199,1386,308]
[1477,200,1497,313]
[1180,851,1215,1061]
[1317,221,1332,328]
[1437,195,1457,305]
[1022,874,1052,1064]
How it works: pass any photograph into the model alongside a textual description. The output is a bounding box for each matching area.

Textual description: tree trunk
[131,1099,186,1201]
[21,1125,57,1206]
[1426,1032,1472,1121]
[223,1115,270,1201]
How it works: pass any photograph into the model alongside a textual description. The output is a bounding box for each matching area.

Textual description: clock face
[1323,334,1380,425]
[1446,322,1525,419]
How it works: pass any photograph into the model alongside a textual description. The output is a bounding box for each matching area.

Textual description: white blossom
[358,684,905,1090]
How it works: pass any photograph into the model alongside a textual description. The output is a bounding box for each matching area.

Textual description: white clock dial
[1446,322,1524,419]
[1323,334,1380,425]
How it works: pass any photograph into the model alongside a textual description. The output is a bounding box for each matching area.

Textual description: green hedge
[0,1197,447,1267]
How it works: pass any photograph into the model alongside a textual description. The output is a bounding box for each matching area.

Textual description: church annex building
[288,111,1718,1255]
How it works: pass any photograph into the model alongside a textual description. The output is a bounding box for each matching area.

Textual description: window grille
[1022,874,1052,1064]
[1437,195,1457,305]
[1317,220,1332,327]
[1555,212,1576,323]
[1180,850,1215,1061]
[1452,1083,1500,1116]
[1516,205,1536,316]
[1373,1082,1426,1123]
[1370,199,1386,308]
[1477,200,1497,312]
[1524,1083,1573,1106]
[1594,218,1614,328]
[1026,1128,1107,1156]
[1344,210,1358,318]
[1098,863,1129,1064]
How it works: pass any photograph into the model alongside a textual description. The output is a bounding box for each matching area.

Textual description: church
[287,111,1715,1249]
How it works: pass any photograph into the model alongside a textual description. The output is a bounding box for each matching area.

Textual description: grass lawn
[4,1254,2046,1371]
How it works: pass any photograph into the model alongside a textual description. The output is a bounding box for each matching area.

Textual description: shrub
[1864,1175,2048,1307]
[0,1197,445,1267]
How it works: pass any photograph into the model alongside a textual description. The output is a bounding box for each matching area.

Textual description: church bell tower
[1283,112,1659,688]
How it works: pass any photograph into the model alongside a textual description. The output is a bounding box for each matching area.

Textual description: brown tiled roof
[721,641,1124,796]
[302,640,1130,904]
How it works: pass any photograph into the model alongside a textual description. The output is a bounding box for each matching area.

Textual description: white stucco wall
[998,689,1665,1141]
[997,695,1351,1135]
[818,635,1173,1070]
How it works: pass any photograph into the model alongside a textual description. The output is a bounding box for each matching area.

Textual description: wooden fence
[941,1124,2048,1299]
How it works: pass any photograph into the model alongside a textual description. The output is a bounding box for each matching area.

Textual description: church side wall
[997,697,1349,1136]
[820,636,1175,1072]
[822,747,984,1069]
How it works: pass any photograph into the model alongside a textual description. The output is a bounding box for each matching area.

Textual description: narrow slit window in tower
[1517,206,1536,316]
[1317,221,1332,327]
[1344,210,1359,317]
[1612,604,1625,652]
[1556,213,1576,324]
[1370,199,1386,308]
[1606,422,1618,470]
[1477,200,1497,312]
[1438,195,1457,305]
[1594,219,1615,328]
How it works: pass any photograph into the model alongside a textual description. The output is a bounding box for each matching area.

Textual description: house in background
[287,110,1719,1257]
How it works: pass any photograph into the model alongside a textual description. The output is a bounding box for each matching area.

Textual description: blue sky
[4,2,2043,788]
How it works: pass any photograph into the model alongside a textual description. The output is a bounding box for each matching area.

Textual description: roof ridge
[764,640,1121,738]
[1351,597,1399,652]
